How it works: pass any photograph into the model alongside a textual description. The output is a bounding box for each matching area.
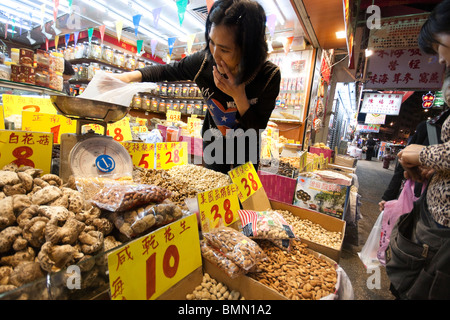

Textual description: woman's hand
[398,144,432,182]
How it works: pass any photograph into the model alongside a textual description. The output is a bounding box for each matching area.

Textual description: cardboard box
[158,259,286,300]
[269,200,345,262]
[334,154,357,168]
[292,175,350,220]
[239,184,345,262]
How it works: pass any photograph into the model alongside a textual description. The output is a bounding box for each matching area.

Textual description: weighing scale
[50,95,133,182]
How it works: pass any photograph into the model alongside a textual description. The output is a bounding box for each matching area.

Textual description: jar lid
[11,48,19,52]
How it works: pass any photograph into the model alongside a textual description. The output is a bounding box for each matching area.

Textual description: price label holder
[228,161,270,211]
[0,130,53,173]
[197,184,240,232]
[22,111,77,144]
[121,141,155,169]
[107,214,202,300]
[156,142,188,170]
[166,110,181,123]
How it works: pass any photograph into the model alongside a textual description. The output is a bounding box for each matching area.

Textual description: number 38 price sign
[228,161,262,202]
[197,184,240,232]
[107,214,201,300]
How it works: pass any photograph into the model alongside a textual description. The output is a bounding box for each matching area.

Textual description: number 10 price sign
[107,214,201,300]
[197,184,240,232]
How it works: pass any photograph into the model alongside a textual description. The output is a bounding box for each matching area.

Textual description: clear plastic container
[11,48,20,64]
[132,93,142,109]
[125,54,136,70]
[88,63,100,80]
[102,45,114,63]
[158,99,166,112]
[35,70,49,87]
[88,41,102,60]
[36,50,50,71]
[0,63,11,80]
[173,100,180,112]
[150,97,159,112]
[137,58,145,69]
[78,63,89,80]
[50,52,64,73]
[142,94,151,111]
[113,49,125,67]
[49,72,63,91]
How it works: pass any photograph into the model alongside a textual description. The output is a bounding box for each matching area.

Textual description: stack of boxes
[10,48,35,85]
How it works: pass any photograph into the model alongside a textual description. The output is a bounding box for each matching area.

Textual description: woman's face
[208,23,241,76]
[432,33,450,67]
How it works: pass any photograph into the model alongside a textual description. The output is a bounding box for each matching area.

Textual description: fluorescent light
[336,31,346,39]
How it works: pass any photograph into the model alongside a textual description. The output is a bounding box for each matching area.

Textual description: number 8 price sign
[228,162,262,202]
[107,214,201,300]
[197,184,240,232]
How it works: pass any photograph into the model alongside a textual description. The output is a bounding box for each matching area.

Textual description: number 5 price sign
[107,214,201,300]
[197,184,240,232]
[228,162,263,202]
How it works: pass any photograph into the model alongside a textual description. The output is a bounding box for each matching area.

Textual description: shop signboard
[197,184,240,232]
[364,113,386,125]
[107,214,201,300]
[365,48,445,90]
[0,130,53,174]
[360,92,403,115]
[356,124,380,133]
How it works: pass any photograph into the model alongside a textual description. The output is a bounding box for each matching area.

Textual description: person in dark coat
[365,136,376,161]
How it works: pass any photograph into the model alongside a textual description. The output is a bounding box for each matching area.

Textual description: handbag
[377,179,424,265]
[385,188,450,299]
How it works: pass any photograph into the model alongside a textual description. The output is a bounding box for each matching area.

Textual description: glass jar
[142,94,151,111]
[187,100,194,115]
[88,63,100,80]
[50,52,64,73]
[79,84,87,94]
[182,83,190,97]
[113,49,125,67]
[167,83,175,97]
[203,103,208,116]
[166,99,174,111]
[132,94,142,109]
[173,100,180,112]
[74,42,85,59]
[0,63,11,80]
[180,100,187,114]
[35,70,49,87]
[174,84,182,97]
[89,41,102,60]
[137,58,145,69]
[160,82,168,96]
[125,54,136,70]
[36,49,49,70]
[189,83,198,97]
[150,97,159,112]
[49,72,63,91]
[194,100,202,115]
[158,99,166,112]
[102,45,114,63]
[79,63,89,80]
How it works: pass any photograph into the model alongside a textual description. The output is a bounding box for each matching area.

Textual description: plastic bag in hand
[79,70,157,107]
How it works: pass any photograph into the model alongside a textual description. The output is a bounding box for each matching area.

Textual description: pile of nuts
[132,167,197,209]
[167,164,232,193]
[186,273,244,300]
[275,210,342,249]
[249,240,337,300]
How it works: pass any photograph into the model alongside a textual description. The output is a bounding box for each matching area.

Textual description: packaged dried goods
[91,183,172,212]
[109,200,183,239]
[238,209,296,240]
[19,48,34,67]
[202,227,266,271]
[200,240,244,278]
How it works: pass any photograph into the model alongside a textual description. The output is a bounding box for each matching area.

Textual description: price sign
[0,105,4,130]
[299,151,308,172]
[132,126,149,134]
[228,162,262,202]
[0,130,53,173]
[22,112,77,144]
[197,184,240,232]
[107,214,202,300]
[2,94,57,118]
[156,142,188,170]
[88,117,133,142]
[121,141,155,169]
[166,110,181,123]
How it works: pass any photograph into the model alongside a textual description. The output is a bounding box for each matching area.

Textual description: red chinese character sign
[0,130,53,174]
[366,48,445,90]
[422,91,435,108]
[107,214,201,300]
[360,93,403,115]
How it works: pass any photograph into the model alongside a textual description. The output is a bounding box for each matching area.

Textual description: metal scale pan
[49,95,133,181]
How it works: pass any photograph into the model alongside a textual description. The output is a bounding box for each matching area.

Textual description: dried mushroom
[45,217,85,245]
[22,216,49,248]
[37,242,83,273]
[9,261,45,287]
[0,226,22,253]
[0,197,15,229]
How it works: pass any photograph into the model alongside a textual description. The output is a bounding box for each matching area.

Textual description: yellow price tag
[121,142,155,169]
[166,110,181,123]
[299,151,307,172]
[2,94,57,118]
[197,184,240,232]
[22,112,77,144]
[132,126,148,134]
[0,130,53,173]
[107,214,201,300]
[107,117,133,142]
[0,106,4,130]
[228,162,262,202]
[156,142,188,170]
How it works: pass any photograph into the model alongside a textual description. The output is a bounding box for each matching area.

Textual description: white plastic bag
[79,70,157,107]
[358,211,383,269]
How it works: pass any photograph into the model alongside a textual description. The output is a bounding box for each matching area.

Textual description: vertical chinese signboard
[366,48,445,90]
[108,214,201,300]
[0,130,53,173]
